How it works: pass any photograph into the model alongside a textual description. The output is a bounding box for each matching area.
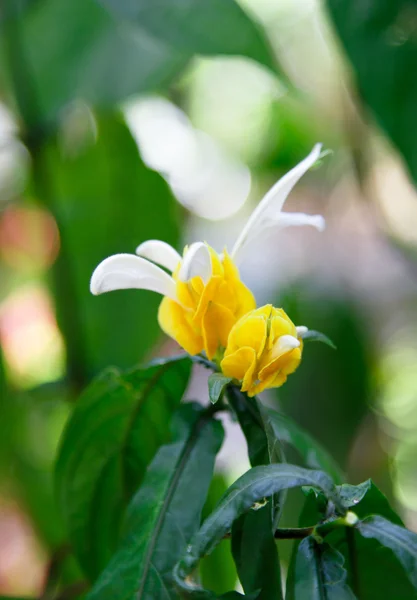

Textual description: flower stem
[274,526,314,539]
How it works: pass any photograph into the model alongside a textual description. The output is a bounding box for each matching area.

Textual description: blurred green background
[1,0,417,596]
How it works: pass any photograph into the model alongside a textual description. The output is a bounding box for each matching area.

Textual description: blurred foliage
[41,114,180,379]
[56,356,191,578]
[327,0,417,183]
[1,0,417,596]
[100,0,277,72]
[276,287,372,470]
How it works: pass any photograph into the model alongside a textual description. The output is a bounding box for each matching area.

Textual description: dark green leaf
[227,387,282,599]
[326,0,417,184]
[232,506,282,600]
[336,481,371,509]
[286,537,356,599]
[227,386,270,467]
[301,330,336,350]
[100,0,276,72]
[44,114,180,378]
[1,0,187,126]
[221,593,259,599]
[259,404,343,484]
[86,403,224,600]
[55,356,191,578]
[324,482,415,599]
[357,516,417,590]
[176,464,338,591]
[208,374,232,405]
[200,475,238,595]
[336,480,403,524]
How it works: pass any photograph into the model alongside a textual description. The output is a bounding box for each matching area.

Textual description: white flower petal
[296,326,308,337]
[274,212,325,232]
[178,242,212,283]
[276,335,301,352]
[135,240,181,272]
[90,253,177,300]
[231,143,322,259]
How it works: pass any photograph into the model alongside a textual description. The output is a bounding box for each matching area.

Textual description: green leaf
[1,0,187,126]
[86,402,224,600]
[227,387,282,599]
[227,386,270,467]
[200,475,238,595]
[319,481,415,599]
[336,481,371,509]
[337,480,403,524]
[232,506,283,600]
[55,356,191,578]
[175,464,338,593]
[100,0,276,72]
[286,537,356,599]
[326,0,417,184]
[301,330,336,349]
[44,114,180,378]
[259,404,343,484]
[357,516,417,590]
[208,374,232,405]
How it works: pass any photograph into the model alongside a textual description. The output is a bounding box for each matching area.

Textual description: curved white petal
[272,335,300,356]
[178,242,212,283]
[277,335,300,350]
[274,212,325,232]
[231,143,322,259]
[135,239,181,272]
[296,325,308,337]
[90,253,177,300]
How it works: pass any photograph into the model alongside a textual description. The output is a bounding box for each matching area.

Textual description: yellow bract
[158,245,256,359]
[220,305,302,397]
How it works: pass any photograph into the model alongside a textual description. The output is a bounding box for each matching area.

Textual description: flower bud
[220,304,302,396]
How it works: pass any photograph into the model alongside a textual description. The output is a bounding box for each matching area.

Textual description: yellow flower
[90,240,254,360]
[221,305,303,397]
[158,245,255,359]
[90,144,325,359]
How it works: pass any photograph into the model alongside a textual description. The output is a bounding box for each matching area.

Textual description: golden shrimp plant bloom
[158,246,255,359]
[221,305,303,397]
[90,144,324,368]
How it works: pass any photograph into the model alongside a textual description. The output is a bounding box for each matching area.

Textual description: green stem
[39,544,72,600]
[274,526,314,539]
[346,526,360,598]
[274,511,359,541]
[191,355,219,371]
[226,384,264,429]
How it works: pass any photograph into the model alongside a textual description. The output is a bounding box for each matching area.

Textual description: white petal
[135,240,181,272]
[276,335,301,352]
[178,242,212,283]
[274,212,325,232]
[231,143,322,259]
[90,253,177,300]
[296,326,308,337]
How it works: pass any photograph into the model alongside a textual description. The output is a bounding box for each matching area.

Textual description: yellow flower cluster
[158,245,302,395]
[158,246,255,360]
[90,145,325,397]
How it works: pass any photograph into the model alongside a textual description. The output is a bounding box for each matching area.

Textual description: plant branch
[274,526,314,539]
[346,526,360,598]
[39,544,72,600]
[226,384,264,429]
